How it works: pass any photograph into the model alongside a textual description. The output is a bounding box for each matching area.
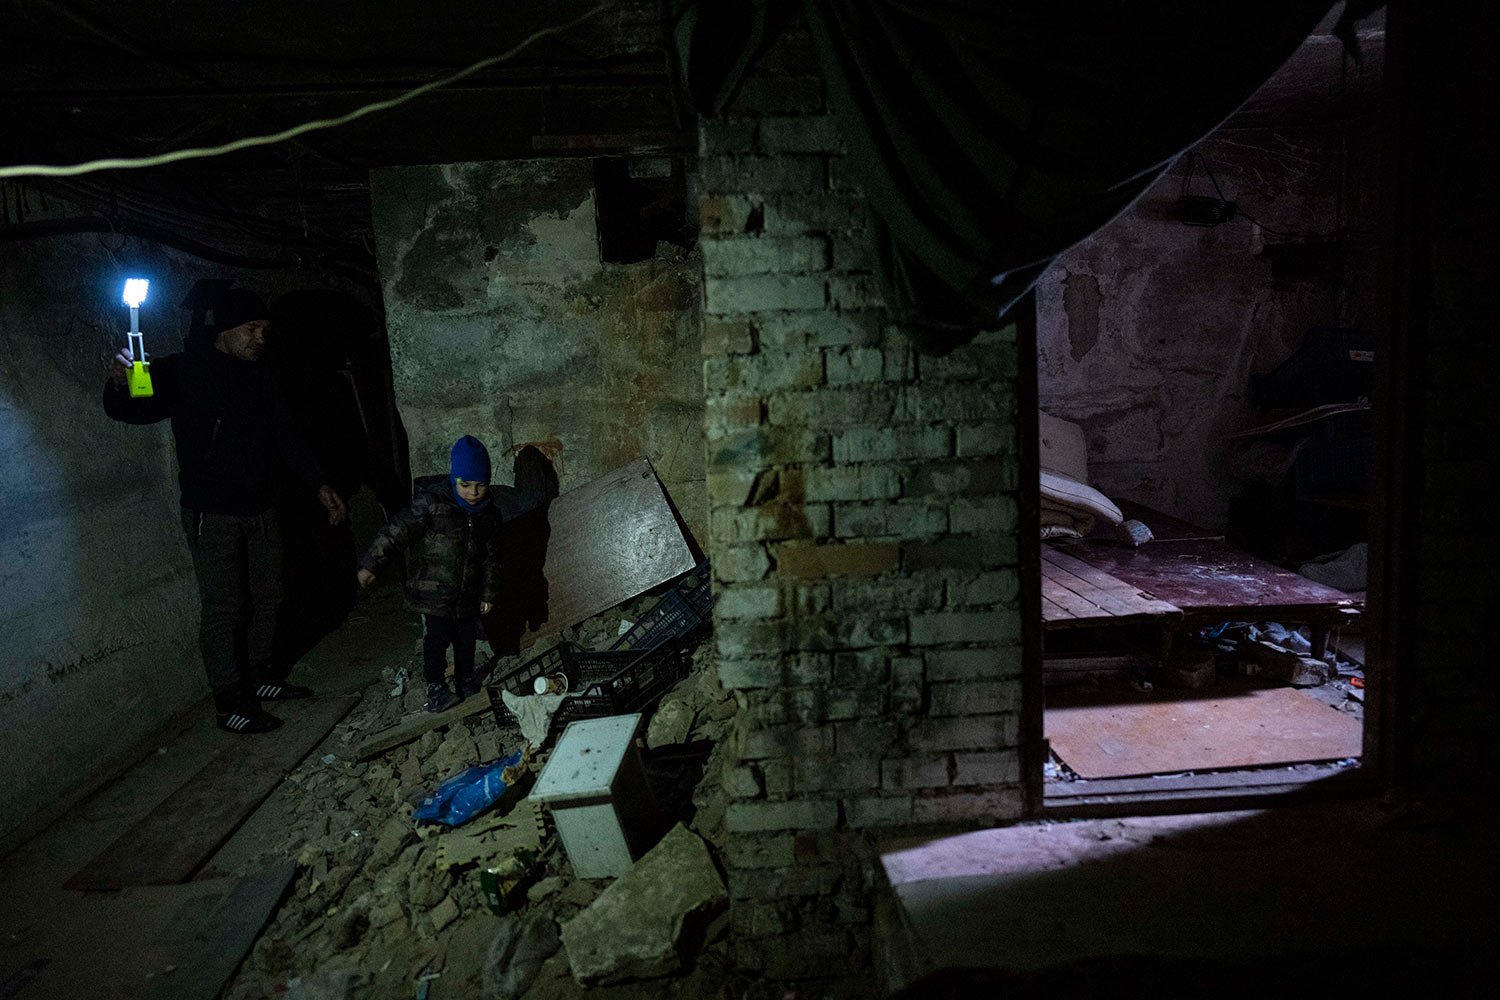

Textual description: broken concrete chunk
[429,893,461,933]
[646,699,696,749]
[1244,640,1331,687]
[560,823,728,985]
[527,876,565,903]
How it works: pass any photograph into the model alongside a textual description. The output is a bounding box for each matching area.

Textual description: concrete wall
[370,160,706,540]
[0,190,385,839]
[1037,76,1386,529]
[699,26,1024,989]
[0,234,208,838]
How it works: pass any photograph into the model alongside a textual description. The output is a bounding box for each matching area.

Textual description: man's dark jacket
[360,475,513,618]
[102,338,325,515]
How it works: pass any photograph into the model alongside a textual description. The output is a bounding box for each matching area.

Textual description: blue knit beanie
[450,435,491,484]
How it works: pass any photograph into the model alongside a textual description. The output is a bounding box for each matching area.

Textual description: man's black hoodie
[102,336,324,515]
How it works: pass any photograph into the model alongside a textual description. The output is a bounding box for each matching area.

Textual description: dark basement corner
[0,2,1497,999]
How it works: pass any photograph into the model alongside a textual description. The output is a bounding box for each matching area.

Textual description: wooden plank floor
[66,695,358,891]
[1042,546,1181,628]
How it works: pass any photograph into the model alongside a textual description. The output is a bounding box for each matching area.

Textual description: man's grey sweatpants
[181,507,283,713]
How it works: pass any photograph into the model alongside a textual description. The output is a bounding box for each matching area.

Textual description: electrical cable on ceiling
[0,1,616,180]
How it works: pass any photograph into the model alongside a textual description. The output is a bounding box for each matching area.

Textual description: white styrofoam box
[530,713,660,878]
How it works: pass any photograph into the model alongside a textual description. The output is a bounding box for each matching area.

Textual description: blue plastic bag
[413,749,525,827]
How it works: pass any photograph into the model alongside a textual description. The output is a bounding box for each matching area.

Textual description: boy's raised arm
[360,500,428,579]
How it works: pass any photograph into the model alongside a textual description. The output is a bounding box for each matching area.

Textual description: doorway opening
[1021,14,1391,810]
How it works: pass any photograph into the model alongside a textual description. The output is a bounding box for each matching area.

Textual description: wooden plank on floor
[1040,593,1076,622]
[1044,556,1170,619]
[1045,685,1362,779]
[1041,573,1097,618]
[146,864,295,1000]
[1044,547,1180,616]
[65,696,358,891]
[353,690,491,762]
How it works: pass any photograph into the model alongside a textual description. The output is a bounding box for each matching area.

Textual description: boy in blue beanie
[358,435,504,712]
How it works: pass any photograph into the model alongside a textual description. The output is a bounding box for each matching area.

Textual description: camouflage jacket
[360,475,504,618]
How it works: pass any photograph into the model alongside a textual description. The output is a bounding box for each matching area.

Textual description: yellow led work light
[122,278,153,398]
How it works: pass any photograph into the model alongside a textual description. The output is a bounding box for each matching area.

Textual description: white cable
[0,1,615,180]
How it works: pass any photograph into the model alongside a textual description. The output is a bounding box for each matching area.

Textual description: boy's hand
[480,601,493,614]
[357,568,375,588]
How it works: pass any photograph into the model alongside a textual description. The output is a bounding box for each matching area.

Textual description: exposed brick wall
[697,25,1025,988]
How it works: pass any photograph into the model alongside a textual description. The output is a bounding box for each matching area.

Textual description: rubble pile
[221,583,747,1000]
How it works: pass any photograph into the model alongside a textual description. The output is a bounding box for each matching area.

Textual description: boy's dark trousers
[423,614,477,687]
[182,506,283,713]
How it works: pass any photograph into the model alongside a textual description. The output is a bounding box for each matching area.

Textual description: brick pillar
[697,24,1025,988]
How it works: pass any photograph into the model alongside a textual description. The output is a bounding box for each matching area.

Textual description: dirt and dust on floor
[1044,620,1367,788]
[212,567,760,1000]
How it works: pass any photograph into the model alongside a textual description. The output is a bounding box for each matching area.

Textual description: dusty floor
[0,582,751,1000]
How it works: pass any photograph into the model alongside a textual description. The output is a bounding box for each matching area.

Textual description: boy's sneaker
[425,683,459,714]
[254,681,314,701]
[457,673,483,699]
[216,706,284,734]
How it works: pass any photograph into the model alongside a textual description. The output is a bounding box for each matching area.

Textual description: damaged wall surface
[0,233,203,838]
[698,24,1024,989]
[1036,31,1386,530]
[370,160,706,541]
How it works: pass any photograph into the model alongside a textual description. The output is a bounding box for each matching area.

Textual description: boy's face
[455,479,488,504]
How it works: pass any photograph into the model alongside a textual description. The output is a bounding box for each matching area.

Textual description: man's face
[218,319,269,362]
[455,479,489,504]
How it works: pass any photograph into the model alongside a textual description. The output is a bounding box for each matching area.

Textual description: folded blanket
[1040,470,1124,537]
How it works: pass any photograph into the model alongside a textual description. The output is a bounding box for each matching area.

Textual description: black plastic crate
[486,642,579,696]
[485,640,689,730]
[1252,327,1374,410]
[559,643,688,724]
[610,561,715,652]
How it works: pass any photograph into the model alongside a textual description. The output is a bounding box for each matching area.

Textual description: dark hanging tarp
[673,1,1357,345]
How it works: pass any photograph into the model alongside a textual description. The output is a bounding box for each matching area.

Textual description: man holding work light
[103,285,346,734]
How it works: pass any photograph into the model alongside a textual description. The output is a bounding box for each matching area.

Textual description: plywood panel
[1046,685,1362,779]
[483,458,697,654]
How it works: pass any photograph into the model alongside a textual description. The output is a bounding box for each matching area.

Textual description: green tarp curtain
[673,1,1350,348]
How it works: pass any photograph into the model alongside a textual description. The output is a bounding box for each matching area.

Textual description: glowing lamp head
[122,278,149,308]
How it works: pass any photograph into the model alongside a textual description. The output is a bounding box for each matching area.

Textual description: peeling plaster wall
[370,160,706,541]
[1,235,205,838]
[1037,116,1387,530]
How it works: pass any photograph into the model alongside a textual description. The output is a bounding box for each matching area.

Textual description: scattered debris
[216,555,742,999]
[560,823,728,985]
[1242,639,1332,687]
[482,905,561,999]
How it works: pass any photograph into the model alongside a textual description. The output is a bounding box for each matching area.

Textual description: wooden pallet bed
[1042,503,1361,658]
